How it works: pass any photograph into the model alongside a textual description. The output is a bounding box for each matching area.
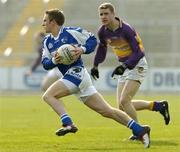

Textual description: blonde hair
[98,2,115,13]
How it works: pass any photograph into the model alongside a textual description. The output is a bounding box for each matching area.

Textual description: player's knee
[118,103,124,111]
[119,97,130,107]
[42,92,51,103]
[42,93,47,102]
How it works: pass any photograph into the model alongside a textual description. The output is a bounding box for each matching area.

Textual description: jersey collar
[50,26,64,40]
[104,17,123,31]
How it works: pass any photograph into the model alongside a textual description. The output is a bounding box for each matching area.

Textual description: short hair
[98,2,115,13]
[45,8,65,26]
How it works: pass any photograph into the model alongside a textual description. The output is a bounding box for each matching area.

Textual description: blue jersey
[42,26,97,75]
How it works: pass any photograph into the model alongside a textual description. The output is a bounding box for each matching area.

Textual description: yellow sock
[149,101,154,110]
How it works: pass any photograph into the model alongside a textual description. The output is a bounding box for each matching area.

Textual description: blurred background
[0,0,180,93]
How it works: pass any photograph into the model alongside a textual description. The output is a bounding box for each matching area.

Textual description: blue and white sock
[127,119,144,136]
[60,113,73,126]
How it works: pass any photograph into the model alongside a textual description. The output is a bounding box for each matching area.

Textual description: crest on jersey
[48,43,53,49]
[61,37,68,43]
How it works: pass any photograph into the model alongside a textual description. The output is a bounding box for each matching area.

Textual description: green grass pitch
[0,93,179,152]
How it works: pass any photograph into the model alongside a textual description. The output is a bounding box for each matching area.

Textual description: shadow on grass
[130,139,178,147]
[54,140,179,151]
[151,140,178,146]
[59,145,143,151]
[61,147,139,151]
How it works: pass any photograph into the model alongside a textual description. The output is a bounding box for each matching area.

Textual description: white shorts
[60,66,97,102]
[118,57,148,84]
[47,67,62,78]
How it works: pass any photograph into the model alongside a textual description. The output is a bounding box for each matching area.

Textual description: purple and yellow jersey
[94,18,145,69]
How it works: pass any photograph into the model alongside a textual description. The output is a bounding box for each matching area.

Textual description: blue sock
[153,101,163,111]
[61,113,73,126]
[127,120,144,136]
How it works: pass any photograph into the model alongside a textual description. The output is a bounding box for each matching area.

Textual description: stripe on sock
[61,116,69,121]
[149,101,154,110]
[60,113,73,126]
[127,120,134,128]
[61,113,68,118]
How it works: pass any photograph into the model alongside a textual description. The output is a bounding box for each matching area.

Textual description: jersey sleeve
[41,39,57,70]
[66,28,97,54]
[123,23,144,69]
[93,27,108,67]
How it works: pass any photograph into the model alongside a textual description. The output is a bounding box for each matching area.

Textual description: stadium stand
[0,0,29,41]
[0,0,180,67]
[0,0,64,66]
